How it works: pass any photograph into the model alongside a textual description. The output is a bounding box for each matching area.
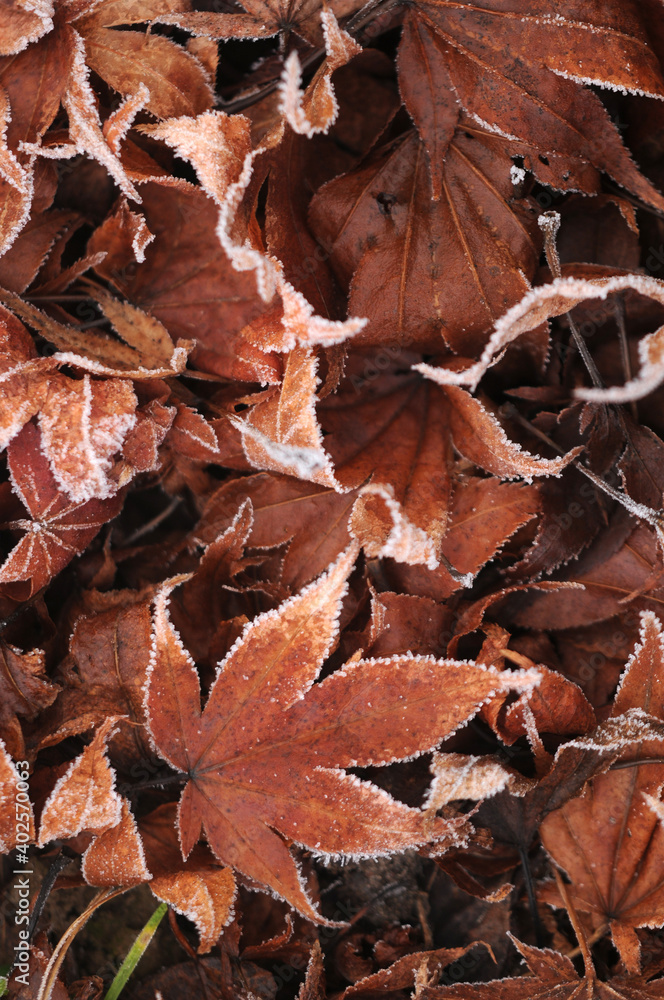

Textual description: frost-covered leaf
[144,545,539,920]
[0,740,34,852]
[38,716,124,846]
[540,612,664,970]
[0,421,125,595]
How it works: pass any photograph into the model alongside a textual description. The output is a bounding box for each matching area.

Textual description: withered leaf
[309,124,542,355]
[145,546,538,920]
[418,935,664,998]
[0,640,57,759]
[191,471,356,593]
[137,803,236,954]
[42,591,153,762]
[0,740,34,852]
[396,1,664,211]
[540,612,664,971]
[0,421,125,596]
[90,183,278,384]
[38,716,123,846]
[81,796,151,888]
[156,0,364,47]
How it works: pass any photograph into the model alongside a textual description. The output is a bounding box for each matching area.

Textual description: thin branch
[610,757,664,770]
[614,294,638,421]
[518,844,545,948]
[119,496,182,547]
[538,212,604,389]
[507,408,664,544]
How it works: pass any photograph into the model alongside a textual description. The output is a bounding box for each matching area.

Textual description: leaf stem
[553,867,595,981]
[35,887,128,1000]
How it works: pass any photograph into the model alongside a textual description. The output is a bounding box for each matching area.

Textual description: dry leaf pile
[3,1,664,997]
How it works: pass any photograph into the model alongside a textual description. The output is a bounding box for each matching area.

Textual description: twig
[564,922,608,961]
[119,496,182,547]
[538,212,604,389]
[614,294,639,421]
[25,296,95,304]
[518,844,545,948]
[507,408,664,544]
[610,757,664,770]
[5,852,72,983]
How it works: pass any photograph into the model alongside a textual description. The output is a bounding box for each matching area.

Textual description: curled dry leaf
[278,12,362,138]
[235,346,341,488]
[0,640,57,759]
[81,796,151,888]
[416,273,664,392]
[138,803,236,954]
[341,944,487,999]
[143,106,367,356]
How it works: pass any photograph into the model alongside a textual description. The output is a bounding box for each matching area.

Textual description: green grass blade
[103,902,168,1000]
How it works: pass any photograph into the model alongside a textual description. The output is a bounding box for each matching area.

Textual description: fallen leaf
[0,421,125,596]
[145,546,539,919]
[309,123,542,355]
[540,611,664,970]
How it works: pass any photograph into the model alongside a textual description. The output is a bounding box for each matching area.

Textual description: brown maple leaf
[507,517,664,632]
[40,590,154,763]
[396,1,664,211]
[0,421,125,597]
[308,122,543,355]
[418,935,664,998]
[0,0,214,254]
[156,0,364,47]
[138,803,236,954]
[191,471,357,594]
[90,183,279,384]
[234,367,579,572]
[540,611,664,972]
[38,716,126,847]
[81,800,237,953]
[0,640,58,759]
[383,474,540,603]
[144,545,539,920]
